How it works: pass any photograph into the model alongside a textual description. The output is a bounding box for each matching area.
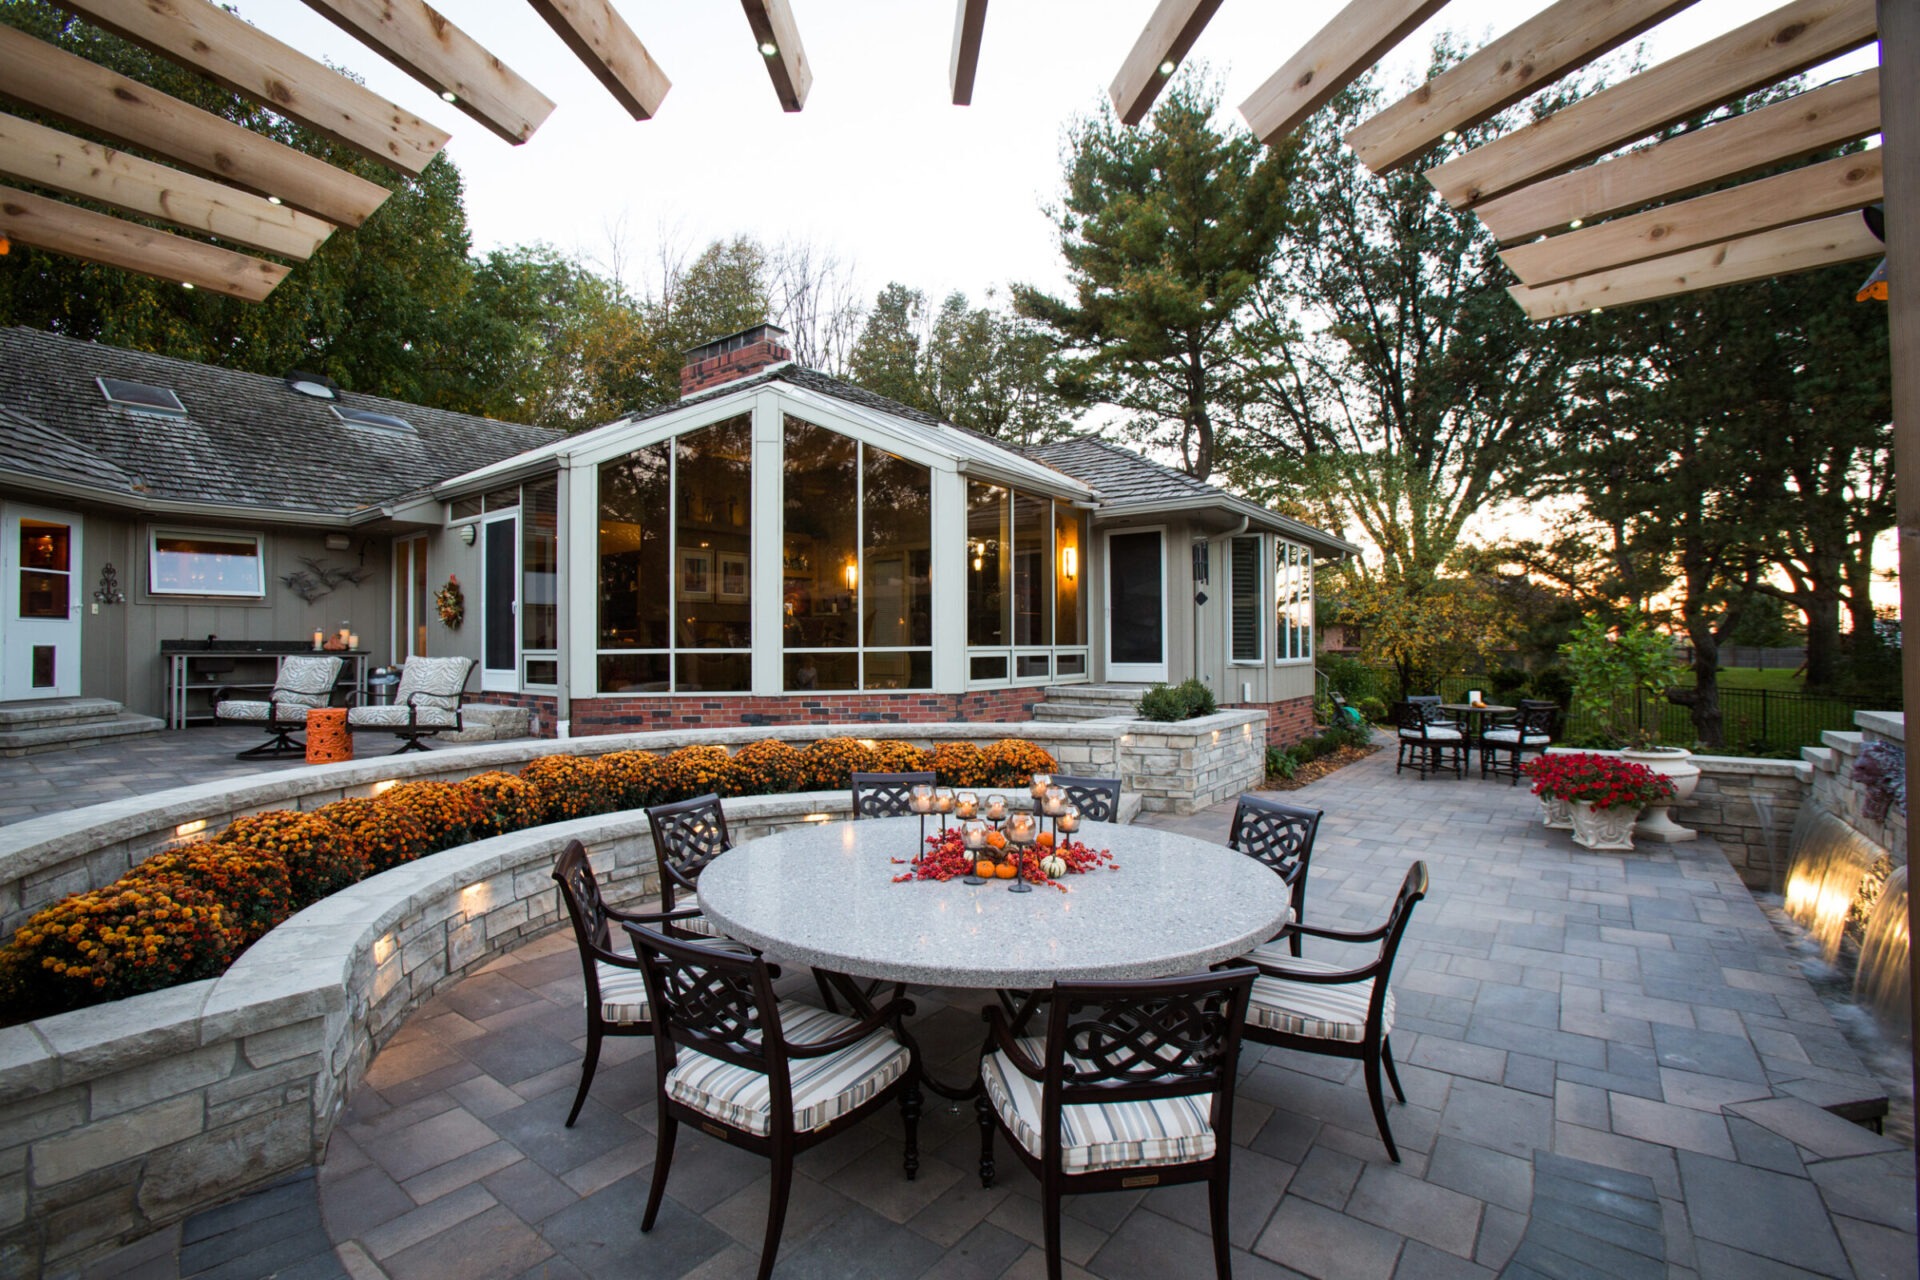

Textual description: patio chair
[550,839,702,1127]
[976,967,1257,1280]
[344,656,472,753]
[645,794,733,939]
[1240,861,1428,1163]
[1228,795,1321,959]
[849,770,936,819]
[1393,702,1465,780]
[214,654,342,759]
[1406,694,1459,730]
[626,923,921,1280]
[1480,704,1555,785]
[1053,774,1122,823]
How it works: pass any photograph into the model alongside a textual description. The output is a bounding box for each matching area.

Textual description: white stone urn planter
[1620,746,1701,843]
[1569,799,1638,851]
[1539,794,1573,830]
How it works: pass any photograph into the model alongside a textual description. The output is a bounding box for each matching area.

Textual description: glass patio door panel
[1105,528,1166,682]
[482,514,518,691]
[1,504,82,699]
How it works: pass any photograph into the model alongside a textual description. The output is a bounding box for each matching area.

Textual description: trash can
[368,668,401,706]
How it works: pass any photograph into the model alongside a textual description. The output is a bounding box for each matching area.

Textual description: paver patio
[64,743,1920,1279]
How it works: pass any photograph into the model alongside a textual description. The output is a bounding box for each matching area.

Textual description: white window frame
[148,527,265,598]
[1274,539,1314,666]
[1228,534,1265,666]
[392,534,429,661]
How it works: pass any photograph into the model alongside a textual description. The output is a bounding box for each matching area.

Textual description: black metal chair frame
[1228,795,1321,958]
[1406,694,1459,730]
[646,793,733,924]
[1480,704,1556,785]
[220,695,317,760]
[629,924,922,1280]
[1240,861,1428,1163]
[976,968,1256,1280]
[1052,774,1122,823]
[1393,703,1465,780]
[549,839,701,1127]
[849,770,937,819]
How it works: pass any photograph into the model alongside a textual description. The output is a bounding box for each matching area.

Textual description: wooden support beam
[1109,0,1224,126]
[0,113,333,259]
[0,25,388,228]
[1501,150,1883,285]
[1346,0,1699,173]
[950,0,988,106]
[525,0,669,121]
[61,0,449,176]
[1427,0,1877,208]
[299,0,553,145]
[740,0,811,112]
[1474,70,1881,243]
[1240,0,1452,146]
[0,184,290,300]
[1509,212,1884,319]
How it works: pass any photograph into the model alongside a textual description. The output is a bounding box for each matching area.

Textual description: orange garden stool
[305,707,353,764]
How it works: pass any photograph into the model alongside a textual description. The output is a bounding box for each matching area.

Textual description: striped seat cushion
[347,704,459,729]
[593,960,650,1024]
[1244,937,1300,967]
[214,700,273,722]
[1482,728,1550,745]
[980,1037,1217,1174]
[662,894,725,938]
[1247,957,1394,1043]
[665,1000,909,1137]
[1399,727,1461,742]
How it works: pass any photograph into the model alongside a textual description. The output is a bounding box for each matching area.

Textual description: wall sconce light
[457,523,476,546]
[1061,546,1078,581]
[843,560,858,592]
[970,540,985,571]
[323,533,351,551]
[92,563,126,605]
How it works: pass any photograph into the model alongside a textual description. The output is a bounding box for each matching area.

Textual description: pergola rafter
[950,0,988,106]
[1109,0,1224,126]
[526,0,671,121]
[0,183,288,299]
[740,0,811,112]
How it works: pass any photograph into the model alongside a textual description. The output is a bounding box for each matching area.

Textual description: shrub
[520,755,614,823]
[1266,746,1300,780]
[929,741,992,789]
[981,739,1058,787]
[1522,753,1674,810]
[1321,655,1382,702]
[797,738,876,792]
[1489,667,1531,700]
[321,796,438,872]
[600,750,662,810]
[656,745,735,800]
[217,811,367,908]
[1531,666,1573,709]
[1136,678,1217,722]
[868,740,933,775]
[724,739,804,796]
[461,772,542,838]
[131,842,292,944]
[379,781,484,854]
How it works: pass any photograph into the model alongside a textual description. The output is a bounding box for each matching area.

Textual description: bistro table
[1438,702,1516,743]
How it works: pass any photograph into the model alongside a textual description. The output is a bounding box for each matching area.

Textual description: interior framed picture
[680,548,713,601]
[717,552,749,602]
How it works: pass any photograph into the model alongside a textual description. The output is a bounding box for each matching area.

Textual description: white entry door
[481,512,519,692]
[0,504,82,699]
[1104,527,1167,683]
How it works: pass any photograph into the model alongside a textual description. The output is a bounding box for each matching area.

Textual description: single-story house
[0,323,1356,744]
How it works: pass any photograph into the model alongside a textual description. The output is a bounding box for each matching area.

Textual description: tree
[926,292,1078,445]
[1330,566,1510,701]
[848,284,933,411]
[1015,71,1299,479]
[1561,610,1680,748]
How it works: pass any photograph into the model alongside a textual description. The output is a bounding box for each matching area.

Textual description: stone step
[1031,700,1137,722]
[0,711,164,757]
[1038,683,1152,705]
[0,696,130,730]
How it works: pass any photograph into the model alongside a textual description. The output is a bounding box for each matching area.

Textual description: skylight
[96,377,186,417]
[285,370,339,400]
[331,405,414,434]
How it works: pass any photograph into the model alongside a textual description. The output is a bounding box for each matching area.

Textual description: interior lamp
[1061,546,1078,581]
[843,560,858,592]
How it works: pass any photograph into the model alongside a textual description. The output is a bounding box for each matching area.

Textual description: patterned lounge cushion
[1246,957,1394,1044]
[980,1036,1217,1174]
[665,1000,909,1136]
[1482,728,1550,745]
[215,700,272,722]
[594,960,650,1024]
[394,657,472,713]
[347,704,459,729]
[1399,726,1461,742]
[274,656,342,709]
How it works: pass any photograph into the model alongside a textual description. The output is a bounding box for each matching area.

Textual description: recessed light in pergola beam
[1474,69,1881,244]
[298,0,554,145]
[525,0,671,121]
[0,114,333,260]
[0,184,290,301]
[1240,0,1451,146]
[950,0,988,106]
[61,0,450,176]
[1110,0,1224,126]
[741,0,811,112]
[1500,149,1884,285]
[1509,211,1885,320]
[0,25,388,229]
[1346,0,1700,173]
[1427,0,1877,209]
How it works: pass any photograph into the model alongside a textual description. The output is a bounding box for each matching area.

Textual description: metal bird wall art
[280,557,374,602]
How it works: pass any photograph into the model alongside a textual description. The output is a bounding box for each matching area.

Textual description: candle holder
[1040,785,1067,840]
[983,792,1008,826]
[933,786,955,832]
[1004,813,1037,893]
[955,791,979,821]
[1056,804,1081,842]
[961,820,988,884]
[909,784,935,858]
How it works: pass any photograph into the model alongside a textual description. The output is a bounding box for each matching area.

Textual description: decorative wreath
[435,575,465,629]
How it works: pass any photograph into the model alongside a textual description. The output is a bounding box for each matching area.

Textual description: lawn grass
[1713,666,1805,691]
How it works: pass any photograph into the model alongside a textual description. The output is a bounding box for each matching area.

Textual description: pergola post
[1876,0,1919,1196]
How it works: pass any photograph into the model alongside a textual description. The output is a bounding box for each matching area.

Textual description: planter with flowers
[1522,753,1676,851]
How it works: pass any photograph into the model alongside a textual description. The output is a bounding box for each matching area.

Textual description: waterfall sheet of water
[1783,812,1883,964]
[1854,866,1912,1040]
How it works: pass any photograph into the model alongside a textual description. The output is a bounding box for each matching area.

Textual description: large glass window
[967,481,1009,647]
[1276,539,1313,663]
[1054,504,1086,647]
[967,486,1087,686]
[522,477,557,653]
[19,519,71,619]
[1230,535,1262,663]
[862,444,932,689]
[1012,492,1052,647]
[149,530,263,597]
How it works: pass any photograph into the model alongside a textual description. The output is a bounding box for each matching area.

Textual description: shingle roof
[0,327,560,518]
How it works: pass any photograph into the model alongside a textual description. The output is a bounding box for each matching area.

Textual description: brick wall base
[562,687,1041,736]
[1223,695,1316,748]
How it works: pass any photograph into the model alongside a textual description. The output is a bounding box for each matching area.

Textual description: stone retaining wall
[1801,710,1907,871]
[1675,757,1809,889]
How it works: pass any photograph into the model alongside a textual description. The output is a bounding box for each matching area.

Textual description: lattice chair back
[1045,968,1255,1109]
[1228,796,1320,931]
[1366,862,1430,1025]
[850,771,937,820]
[553,839,615,956]
[1053,775,1122,823]
[646,794,732,908]
[1391,702,1427,736]
[1518,704,1556,739]
[628,924,782,1089]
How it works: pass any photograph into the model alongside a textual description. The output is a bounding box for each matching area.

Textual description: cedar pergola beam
[1426,0,1877,208]
[1508,211,1884,319]
[0,184,289,301]
[950,0,988,106]
[1110,0,1224,126]
[1474,69,1882,243]
[0,25,388,229]
[299,0,554,145]
[740,0,812,112]
[61,0,449,176]
[1346,0,1700,173]
[1500,149,1883,285]
[1240,0,1451,145]
[524,0,670,121]
[0,114,333,260]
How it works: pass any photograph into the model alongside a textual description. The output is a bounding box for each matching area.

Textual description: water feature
[1782,810,1911,1040]
[1783,811,1882,963]
[1854,866,1911,1036]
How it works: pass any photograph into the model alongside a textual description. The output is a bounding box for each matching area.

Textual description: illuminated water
[1854,866,1911,1039]
[1782,811,1881,964]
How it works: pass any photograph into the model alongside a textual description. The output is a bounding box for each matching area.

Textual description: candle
[984,793,1007,821]
[1058,805,1080,835]
[347,633,359,650]
[1007,814,1035,844]
[955,791,978,820]
[933,787,955,814]
[1029,772,1051,800]
[1042,785,1067,817]
[312,629,324,650]
[909,783,934,815]
[961,820,986,850]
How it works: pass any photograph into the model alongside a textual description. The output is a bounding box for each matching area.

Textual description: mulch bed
[1263,742,1381,791]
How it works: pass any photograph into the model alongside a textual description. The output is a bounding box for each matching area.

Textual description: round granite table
[694,817,1292,991]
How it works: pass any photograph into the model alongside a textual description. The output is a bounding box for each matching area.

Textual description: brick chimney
[679,323,792,397]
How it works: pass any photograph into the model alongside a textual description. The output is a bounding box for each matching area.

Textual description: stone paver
[72,741,1916,1279]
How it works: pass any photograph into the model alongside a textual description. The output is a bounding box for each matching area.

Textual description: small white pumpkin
[1039,854,1068,879]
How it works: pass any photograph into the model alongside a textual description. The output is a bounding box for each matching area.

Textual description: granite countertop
[696,817,1291,989]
